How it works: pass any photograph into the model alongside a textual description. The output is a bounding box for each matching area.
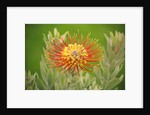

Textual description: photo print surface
[25,24,125,90]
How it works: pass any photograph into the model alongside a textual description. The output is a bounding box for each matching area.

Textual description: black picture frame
[1,0,149,113]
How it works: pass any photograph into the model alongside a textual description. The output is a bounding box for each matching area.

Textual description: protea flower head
[45,30,103,75]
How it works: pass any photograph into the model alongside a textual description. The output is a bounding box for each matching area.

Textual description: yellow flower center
[61,43,88,66]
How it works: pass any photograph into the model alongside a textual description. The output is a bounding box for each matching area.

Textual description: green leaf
[55,82,60,90]
[61,31,68,40]
[109,52,115,63]
[63,78,68,89]
[105,78,120,90]
[40,55,48,86]
[104,34,109,42]
[43,34,47,44]
[54,28,60,39]
[116,58,125,67]
[109,59,116,73]
[109,66,120,80]
[119,74,124,82]
[84,73,90,88]
[47,69,55,89]
[115,48,124,61]
[36,76,46,90]
[103,67,109,80]
[48,31,53,40]
[110,32,114,38]
[106,41,112,58]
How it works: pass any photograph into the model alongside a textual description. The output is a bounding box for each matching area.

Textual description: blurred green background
[25,24,125,89]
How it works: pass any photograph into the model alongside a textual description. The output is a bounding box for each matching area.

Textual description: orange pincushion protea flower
[46,33,103,74]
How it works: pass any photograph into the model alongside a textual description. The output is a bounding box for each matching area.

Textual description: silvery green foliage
[25,28,103,90]
[25,55,102,90]
[25,29,125,90]
[54,71,103,90]
[94,31,125,90]
[25,71,39,90]
[41,54,103,90]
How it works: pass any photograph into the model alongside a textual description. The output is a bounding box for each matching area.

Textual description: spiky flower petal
[46,32,103,74]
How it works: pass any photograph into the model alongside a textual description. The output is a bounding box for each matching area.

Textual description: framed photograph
[25,24,125,91]
[2,0,147,110]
